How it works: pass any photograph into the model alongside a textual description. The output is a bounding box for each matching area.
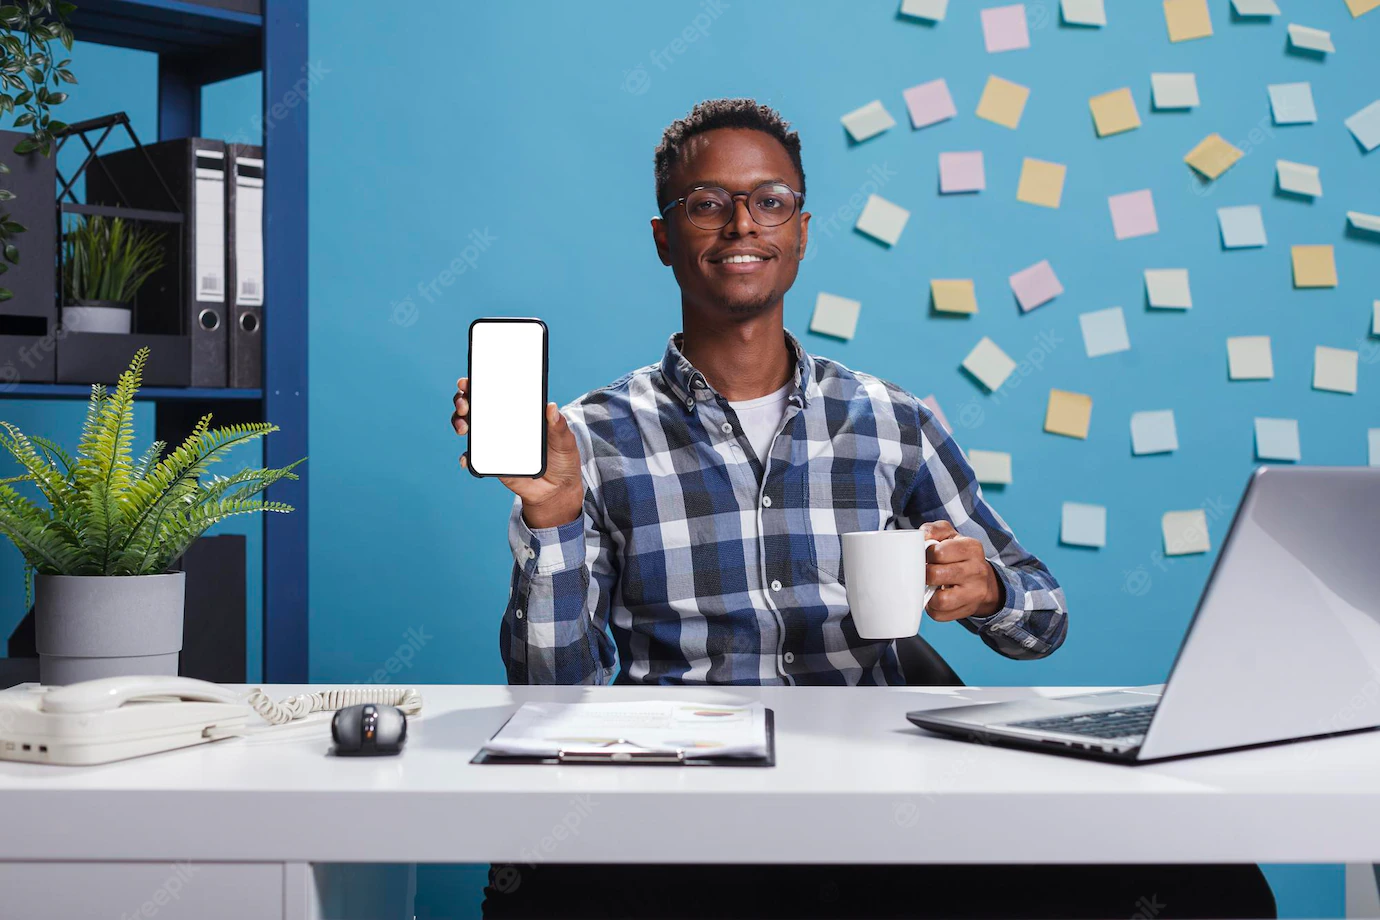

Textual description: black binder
[225,143,264,388]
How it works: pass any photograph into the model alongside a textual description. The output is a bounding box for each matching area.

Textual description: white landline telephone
[0,676,423,766]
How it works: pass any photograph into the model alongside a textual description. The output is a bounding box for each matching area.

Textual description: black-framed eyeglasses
[658,182,804,231]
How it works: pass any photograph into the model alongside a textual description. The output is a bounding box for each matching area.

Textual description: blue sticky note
[1061,502,1107,548]
[1268,82,1316,125]
[1347,100,1380,152]
[1370,429,1380,467]
[1131,410,1178,454]
[1079,306,1131,357]
[1255,417,1300,462]
[1218,206,1267,248]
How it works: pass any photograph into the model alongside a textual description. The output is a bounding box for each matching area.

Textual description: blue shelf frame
[58,0,310,681]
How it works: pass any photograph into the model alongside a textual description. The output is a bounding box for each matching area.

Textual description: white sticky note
[1151,73,1199,109]
[1374,301,1380,336]
[962,337,1017,392]
[900,0,949,21]
[855,194,910,246]
[1348,211,1380,233]
[1131,410,1178,455]
[1163,510,1210,555]
[1061,502,1107,548]
[1314,345,1359,394]
[1268,82,1317,125]
[1369,429,1380,467]
[1062,0,1106,25]
[1145,269,1191,309]
[1228,336,1273,380]
[1277,160,1322,197]
[1232,0,1279,14]
[1347,100,1380,151]
[1255,417,1301,461]
[810,292,861,340]
[1218,205,1267,248]
[841,100,896,143]
[1288,23,1335,53]
[968,449,1013,485]
[1080,306,1130,357]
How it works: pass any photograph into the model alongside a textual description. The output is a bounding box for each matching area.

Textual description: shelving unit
[0,0,309,680]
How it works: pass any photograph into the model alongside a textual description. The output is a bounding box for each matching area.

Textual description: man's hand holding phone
[452,377,585,529]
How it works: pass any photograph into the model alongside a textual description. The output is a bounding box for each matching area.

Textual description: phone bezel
[464,316,549,479]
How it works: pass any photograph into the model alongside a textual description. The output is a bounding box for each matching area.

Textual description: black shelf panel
[0,383,261,401]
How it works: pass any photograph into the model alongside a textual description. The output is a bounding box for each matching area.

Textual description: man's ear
[796,210,811,261]
[651,217,672,267]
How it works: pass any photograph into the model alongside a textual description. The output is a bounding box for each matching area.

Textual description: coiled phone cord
[244,686,424,725]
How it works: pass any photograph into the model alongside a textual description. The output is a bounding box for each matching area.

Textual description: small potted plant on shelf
[60,215,166,334]
[0,348,302,684]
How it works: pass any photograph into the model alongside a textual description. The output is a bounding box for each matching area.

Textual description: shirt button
[515,609,524,619]
[762,495,773,508]
[525,547,536,560]
[720,422,733,434]
[770,579,782,592]
[686,399,694,411]
[783,651,795,664]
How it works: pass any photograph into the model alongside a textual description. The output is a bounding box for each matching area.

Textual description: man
[453,99,1273,918]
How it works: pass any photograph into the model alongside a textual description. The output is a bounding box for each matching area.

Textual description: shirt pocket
[805,474,887,584]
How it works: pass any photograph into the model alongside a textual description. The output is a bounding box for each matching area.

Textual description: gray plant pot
[62,299,132,334]
[35,573,185,685]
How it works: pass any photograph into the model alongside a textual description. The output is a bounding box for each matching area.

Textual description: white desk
[3,684,1379,917]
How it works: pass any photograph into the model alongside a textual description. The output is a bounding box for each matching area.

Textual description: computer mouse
[330,703,408,756]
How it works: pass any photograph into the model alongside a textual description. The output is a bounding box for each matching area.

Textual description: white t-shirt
[727,382,793,466]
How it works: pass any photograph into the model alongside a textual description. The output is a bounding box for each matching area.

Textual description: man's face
[653,127,810,319]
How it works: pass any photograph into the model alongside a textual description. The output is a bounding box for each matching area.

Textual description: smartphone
[465,317,548,478]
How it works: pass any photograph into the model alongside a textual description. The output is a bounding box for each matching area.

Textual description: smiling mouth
[709,254,774,268]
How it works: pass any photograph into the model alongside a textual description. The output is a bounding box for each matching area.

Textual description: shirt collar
[659,328,818,413]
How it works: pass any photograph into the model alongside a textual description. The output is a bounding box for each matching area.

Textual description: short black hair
[654,98,805,209]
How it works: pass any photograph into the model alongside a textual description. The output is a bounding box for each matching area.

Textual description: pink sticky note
[921,395,953,434]
[1009,259,1063,312]
[903,78,957,129]
[982,4,1030,53]
[1108,189,1159,240]
[939,151,985,193]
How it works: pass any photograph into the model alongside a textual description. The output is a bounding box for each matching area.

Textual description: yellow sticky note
[1016,157,1066,209]
[1164,0,1212,41]
[931,279,978,314]
[976,75,1030,129]
[1346,0,1380,17]
[1292,245,1338,288]
[1045,389,1093,439]
[1089,88,1141,137]
[1184,133,1244,180]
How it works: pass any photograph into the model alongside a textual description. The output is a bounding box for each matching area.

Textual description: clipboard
[470,708,776,766]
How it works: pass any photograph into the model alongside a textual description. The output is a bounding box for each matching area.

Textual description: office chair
[895,635,964,686]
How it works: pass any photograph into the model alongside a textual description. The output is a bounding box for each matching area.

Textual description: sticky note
[976,75,1029,129]
[900,0,949,21]
[1151,73,1199,109]
[1346,0,1380,16]
[1045,389,1093,439]
[1291,245,1337,289]
[1314,346,1359,394]
[1009,259,1063,312]
[1061,502,1106,548]
[1232,0,1279,15]
[1017,158,1066,208]
[932,279,978,314]
[1349,211,1380,233]
[1227,336,1273,380]
[1268,82,1317,125]
[1090,88,1141,137]
[1374,301,1380,336]
[1080,306,1130,357]
[1163,510,1210,555]
[1164,0,1212,42]
[1370,429,1380,466]
[939,151,986,193]
[1346,100,1380,151]
[903,78,957,129]
[1255,417,1301,461]
[1218,205,1266,248]
[1277,160,1322,197]
[1132,410,1178,455]
[810,292,861,340]
[841,100,896,142]
[855,194,911,246]
[1288,24,1334,53]
[1145,269,1191,309]
[1062,0,1106,26]
[968,449,1013,485]
[962,337,1017,391]
[920,394,953,433]
[982,4,1030,52]
[1184,134,1243,180]
[1108,189,1157,240]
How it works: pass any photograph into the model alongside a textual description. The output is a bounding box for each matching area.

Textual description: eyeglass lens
[682,184,797,230]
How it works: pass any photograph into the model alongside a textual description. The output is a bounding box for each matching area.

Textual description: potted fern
[61,215,166,334]
[0,349,302,684]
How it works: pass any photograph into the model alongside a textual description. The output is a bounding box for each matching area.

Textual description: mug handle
[921,537,940,611]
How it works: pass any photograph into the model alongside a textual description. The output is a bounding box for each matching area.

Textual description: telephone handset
[0,676,423,766]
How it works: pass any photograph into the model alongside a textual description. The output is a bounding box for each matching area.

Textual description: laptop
[907,466,1380,763]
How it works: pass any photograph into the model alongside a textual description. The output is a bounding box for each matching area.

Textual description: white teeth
[721,254,767,264]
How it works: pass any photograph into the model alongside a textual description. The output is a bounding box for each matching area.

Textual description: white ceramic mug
[841,530,940,640]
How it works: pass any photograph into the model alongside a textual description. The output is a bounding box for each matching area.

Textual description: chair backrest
[894,634,964,686]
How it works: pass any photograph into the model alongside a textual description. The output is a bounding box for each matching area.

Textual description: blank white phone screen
[469,321,545,476]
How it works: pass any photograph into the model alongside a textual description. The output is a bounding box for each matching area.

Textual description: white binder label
[194,162,225,304]
[235,171,265,308]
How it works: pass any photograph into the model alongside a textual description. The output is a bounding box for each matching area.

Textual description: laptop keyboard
[1003,703,1157,740]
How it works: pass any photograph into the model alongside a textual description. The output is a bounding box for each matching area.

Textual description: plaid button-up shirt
[501,330,1068,685]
